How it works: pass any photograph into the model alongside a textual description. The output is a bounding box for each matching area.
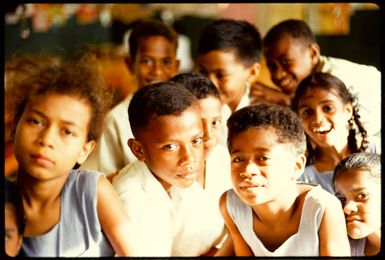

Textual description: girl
[291,72,380,194]
[5,57,133,257]
[333,152,381,256]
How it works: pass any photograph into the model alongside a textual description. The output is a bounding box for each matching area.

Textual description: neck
[365,229,381,256]
[17,170,66,208]
[252,184,299,225]
[315,143,349,165]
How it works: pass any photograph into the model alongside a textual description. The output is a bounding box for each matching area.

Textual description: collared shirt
[112,160,224,256]
[81,94,136,175]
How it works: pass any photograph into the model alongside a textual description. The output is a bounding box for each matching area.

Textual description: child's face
[198,96,223,158]
[5,203,23,257]
[131,35,179,88]
[297,87,352,149]
[334,169,381,239]
[229,127,304,206]
[264,36,318,96]
[135,105,205,191]
[13,94,95,180]
[197,50,258,109]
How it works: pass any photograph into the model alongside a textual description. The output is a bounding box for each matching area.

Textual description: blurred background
[3,3,381,176]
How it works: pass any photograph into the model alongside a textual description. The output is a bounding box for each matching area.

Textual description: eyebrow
[298,99,336,109]
[28,108,82,128]
[230,147,271,154]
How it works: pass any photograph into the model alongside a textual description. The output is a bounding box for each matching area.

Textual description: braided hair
[291,72,369,165]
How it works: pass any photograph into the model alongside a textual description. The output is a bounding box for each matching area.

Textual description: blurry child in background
[82,19,180,175]
[253,19,380,137]
[196,18,262,119]
[5,179,25,257]
[6,59,133,256]
[220,103,350,256]
[112,81,225,256]
[291,72,380,194]
[333,152,381,256]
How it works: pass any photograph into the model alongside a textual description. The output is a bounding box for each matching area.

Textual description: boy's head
[263,19,320,96]
[128,81,204,191]
[127,19,179,88]
[333,152,381,239]
[6,59,112,143]
[5,179,24,257]
[171,72,223,157]
[196,19,261,111]
[226,104,306,205]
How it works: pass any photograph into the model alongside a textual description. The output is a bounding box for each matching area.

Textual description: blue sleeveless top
[21,170,114,257]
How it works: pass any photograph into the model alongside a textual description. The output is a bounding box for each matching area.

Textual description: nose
[272,65,286,83]
[151,60,165,77]
[343,200,358,215]
[202,121,213,142]
[313,109,325,125]
[241,162,260,178]
[179,144,199,167]
[206,74,219,89]
[37,126,55,148]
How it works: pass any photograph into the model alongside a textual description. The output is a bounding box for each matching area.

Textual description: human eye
[162,58,172,66]
[162,144,178,151]
[281,58,292,67]
[232,155,245,163]
[357,192,370,201]
[62,128,76,137]
[300,108,312,119]
[212,118,222,128]
[336,195,346,205]
[256,156,270,161]
[192,136,203,145]
[140,57,153,66]
[27,117,43,126]
[322,104,334,113]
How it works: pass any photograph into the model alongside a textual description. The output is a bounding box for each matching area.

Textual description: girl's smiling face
[297,87,352,149]
[334,169,381,239]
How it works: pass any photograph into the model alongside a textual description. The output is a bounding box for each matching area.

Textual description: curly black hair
[227,103,306,155]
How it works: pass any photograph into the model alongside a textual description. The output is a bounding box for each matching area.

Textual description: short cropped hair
[5,179,25,235]
[5,58,112,142]
[128,81,197,137]
[197,19,262,66]
[128,19,178,59]
[263,19,317,49]
[227,103,306,155]
[170,72,221,100]
[333,152,381,185]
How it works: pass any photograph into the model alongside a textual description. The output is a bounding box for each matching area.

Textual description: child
[291,72,380,194]
[196,18,262,119]
[6,58,134,256]
[220,103,351,256]
[333,152,381,256]
[81,19,180,175]
[254,19,380,137]
[112,81,225,256]
[4,179,25,257]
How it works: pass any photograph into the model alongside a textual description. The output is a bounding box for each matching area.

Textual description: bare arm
[249,81,291,107]
[318,195,351,256]
[219,192,253,256]
[97,176,133,256]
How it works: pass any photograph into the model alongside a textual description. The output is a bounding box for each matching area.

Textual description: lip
[346,216,362,223]
[177,171,197,180]
[30,153,55,167]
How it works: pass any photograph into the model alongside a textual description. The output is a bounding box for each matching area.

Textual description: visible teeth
[313,126,331,133]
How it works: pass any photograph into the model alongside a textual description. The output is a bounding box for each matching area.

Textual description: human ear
[248,62,261,84]
[293,153,307,180]
[77,140,96,165]
[309,43,320,66]
[127,138,146,161]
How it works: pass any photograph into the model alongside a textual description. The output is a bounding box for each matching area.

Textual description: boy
[333,152,381,256]
[252,19,380,137]
[196,18,262,120]
[220,103,351,256]
[81,19,180,175]
[5,179,24,257]
[112,81,225,256]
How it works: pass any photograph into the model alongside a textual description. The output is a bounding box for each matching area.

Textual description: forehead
[299,87,344,105]
[197,50,245,70]
[139,105,202,142]
[334,168,380,189]
[198,96,222,114]
[265,36,306,57]
[137,35,176,56]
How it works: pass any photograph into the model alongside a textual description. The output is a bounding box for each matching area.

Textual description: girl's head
[291,72,368,164]
[5,179,24,256]
[171,72,223,157]
[333,152,381,239]
[6,57,112,143]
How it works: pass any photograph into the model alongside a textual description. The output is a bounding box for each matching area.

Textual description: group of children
[4,17,381,257]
